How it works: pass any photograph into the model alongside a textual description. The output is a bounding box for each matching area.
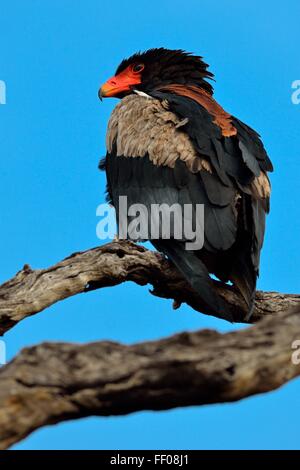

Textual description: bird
[98,48,273,321]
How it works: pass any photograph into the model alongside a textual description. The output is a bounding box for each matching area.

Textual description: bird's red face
[99,63,145,99]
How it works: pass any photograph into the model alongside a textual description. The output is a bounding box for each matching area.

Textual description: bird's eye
[132,63,145,73]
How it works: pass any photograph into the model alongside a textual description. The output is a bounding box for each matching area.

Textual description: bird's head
[99,48,214,100]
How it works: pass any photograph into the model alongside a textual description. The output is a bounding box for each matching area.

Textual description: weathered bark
[0,241,299,335]
[0,308,299,450]
[0,240,299,449]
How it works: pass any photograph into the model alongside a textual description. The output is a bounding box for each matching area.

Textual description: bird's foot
[173,299,182,310]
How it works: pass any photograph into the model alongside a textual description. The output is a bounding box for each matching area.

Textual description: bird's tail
[153,240,233,322]
[228,197,264,320]
[230,261,257,320]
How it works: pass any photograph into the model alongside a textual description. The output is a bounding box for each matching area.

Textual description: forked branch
[0,241,299,335]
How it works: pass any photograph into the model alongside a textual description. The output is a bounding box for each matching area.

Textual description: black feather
[102,83,272,320]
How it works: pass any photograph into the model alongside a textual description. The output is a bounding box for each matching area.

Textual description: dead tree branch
[0,308,299,449]
[0,240,299,449]
[0,241,299,335]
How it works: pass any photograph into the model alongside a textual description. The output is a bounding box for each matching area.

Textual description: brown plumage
[157,84,237,137]
[106,95,213,174]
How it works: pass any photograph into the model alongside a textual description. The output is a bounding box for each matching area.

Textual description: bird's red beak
[99,66,142,99]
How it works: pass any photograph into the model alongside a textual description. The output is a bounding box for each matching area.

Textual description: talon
[173,300,182,310]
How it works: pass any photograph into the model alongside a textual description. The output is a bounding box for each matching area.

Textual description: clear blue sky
[1,0,300,450]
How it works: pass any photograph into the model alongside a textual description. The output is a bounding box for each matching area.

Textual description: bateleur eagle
[99,48,272,321]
